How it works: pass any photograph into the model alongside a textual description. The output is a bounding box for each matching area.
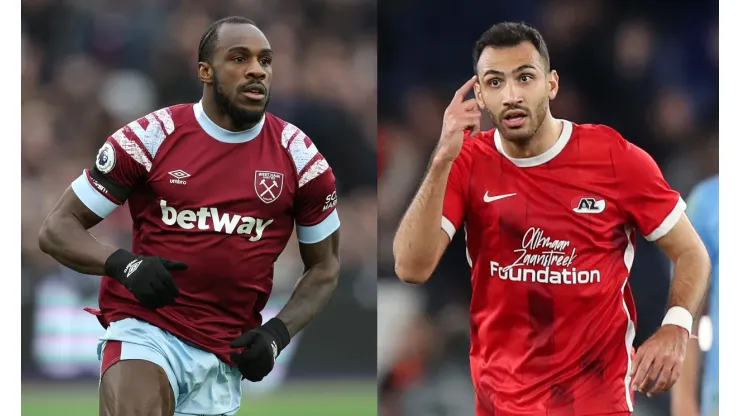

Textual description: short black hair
[198,16,257,64]
[473,22,550,73]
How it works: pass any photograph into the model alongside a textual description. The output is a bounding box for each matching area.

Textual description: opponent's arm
[39,187,115,275]
[670,313,703,415]
[276,230,341,337]
[393,75,480,284]
[655,214,711,318]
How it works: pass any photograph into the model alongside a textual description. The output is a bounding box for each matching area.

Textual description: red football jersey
[71,101,340,365]
[441,121,684,416]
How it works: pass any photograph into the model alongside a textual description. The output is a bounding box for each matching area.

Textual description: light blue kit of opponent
[98,318,243,416]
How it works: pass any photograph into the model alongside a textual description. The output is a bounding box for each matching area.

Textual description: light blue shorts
[97,318,243,416]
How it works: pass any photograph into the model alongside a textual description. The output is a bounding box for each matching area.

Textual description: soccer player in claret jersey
[38,16,341,416]
[393,22,711,416]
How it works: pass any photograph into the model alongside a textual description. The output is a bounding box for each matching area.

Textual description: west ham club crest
[254,171,284,203]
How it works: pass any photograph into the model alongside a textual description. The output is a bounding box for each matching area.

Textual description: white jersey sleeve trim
[441,216,456,240]
[71,172,118,218]
[296,210,340,244]
[645,196,687,242]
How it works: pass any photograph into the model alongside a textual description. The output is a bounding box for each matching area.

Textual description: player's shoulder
[263,112,331,176]
[162,103,197,122]
[134,103,194,126]
[262,112,317,149]
[572,122,625,145]
[573,122,646,158]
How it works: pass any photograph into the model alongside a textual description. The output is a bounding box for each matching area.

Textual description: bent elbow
[38,216,60,255]
[394,260,432,284]
[38,223,53,255]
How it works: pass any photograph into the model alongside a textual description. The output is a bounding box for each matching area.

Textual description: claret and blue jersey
[70,101,340,365]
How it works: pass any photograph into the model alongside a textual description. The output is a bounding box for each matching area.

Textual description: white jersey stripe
[111,130,153,171]
[645,197,686,241]
[464,224,472,267]
[129,114,168,158]
[154,108,175,134]
[441,216,456,240]
[298,159,329,188]
[621,225,636,412]
[281,123,298,148]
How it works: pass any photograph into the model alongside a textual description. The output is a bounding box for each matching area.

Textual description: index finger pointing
[453,75,478,103]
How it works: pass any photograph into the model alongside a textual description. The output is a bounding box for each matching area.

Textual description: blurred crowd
[377,0,718,415]
[21,0,377,377]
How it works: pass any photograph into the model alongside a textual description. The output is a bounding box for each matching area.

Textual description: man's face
[207,23,273,127]
[474,42,557,142]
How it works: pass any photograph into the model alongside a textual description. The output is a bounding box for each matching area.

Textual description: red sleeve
[441,140,473,240]
[70,109,174,218]
[611,129,685,241]
[284,126,340,244]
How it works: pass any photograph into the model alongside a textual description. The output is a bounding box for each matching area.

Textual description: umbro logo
[572,197,606,214]
[124,259,143,278]
[168,169,190,185]
[270,340,278,362]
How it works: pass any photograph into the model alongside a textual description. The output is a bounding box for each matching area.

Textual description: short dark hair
[473,22,550,73]
[198,16,257,64]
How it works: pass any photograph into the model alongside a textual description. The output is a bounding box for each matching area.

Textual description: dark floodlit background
[21,0,377,414]
[378,0,718,415]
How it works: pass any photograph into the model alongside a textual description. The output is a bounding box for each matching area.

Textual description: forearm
[39,212,116,276]
[393,156,453,280]
[667,247,711,316]
[275,260,340,338]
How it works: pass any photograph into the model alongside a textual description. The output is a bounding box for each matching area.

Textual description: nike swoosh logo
[483,192,517,203]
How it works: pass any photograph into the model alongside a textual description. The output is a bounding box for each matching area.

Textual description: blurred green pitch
[22,381,376,415]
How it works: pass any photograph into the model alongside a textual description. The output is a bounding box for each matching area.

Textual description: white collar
[494,119,573,167]
[193,100,265,143]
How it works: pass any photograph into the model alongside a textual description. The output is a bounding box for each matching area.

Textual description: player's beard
[490,95,549,143]
[212,73,270,130]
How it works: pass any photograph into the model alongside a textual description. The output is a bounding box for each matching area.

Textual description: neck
[501,114,562,159]
[200,91,259,132]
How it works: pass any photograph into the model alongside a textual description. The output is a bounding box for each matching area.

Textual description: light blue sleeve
[686,178,718,257]
[686,184,710,245]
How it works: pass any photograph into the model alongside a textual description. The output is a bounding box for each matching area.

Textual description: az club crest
[255,171,284,203]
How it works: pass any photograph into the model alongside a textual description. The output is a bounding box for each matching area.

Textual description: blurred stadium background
[378,0,718,415]
[21,0,377,414]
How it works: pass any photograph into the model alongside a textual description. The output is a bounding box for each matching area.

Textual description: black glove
[230,318,291,382]
[104,249,186,310]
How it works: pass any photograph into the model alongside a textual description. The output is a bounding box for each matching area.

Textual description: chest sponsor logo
[255,171,284,204]
[489,227,601,285]
[160,200,273,242]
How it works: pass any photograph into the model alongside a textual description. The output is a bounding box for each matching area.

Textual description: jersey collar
[494,119,573,167]
[193,100,265,143]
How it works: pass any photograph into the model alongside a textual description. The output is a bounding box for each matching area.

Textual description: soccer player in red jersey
[393,22,711,416]
[38,16,341,416]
